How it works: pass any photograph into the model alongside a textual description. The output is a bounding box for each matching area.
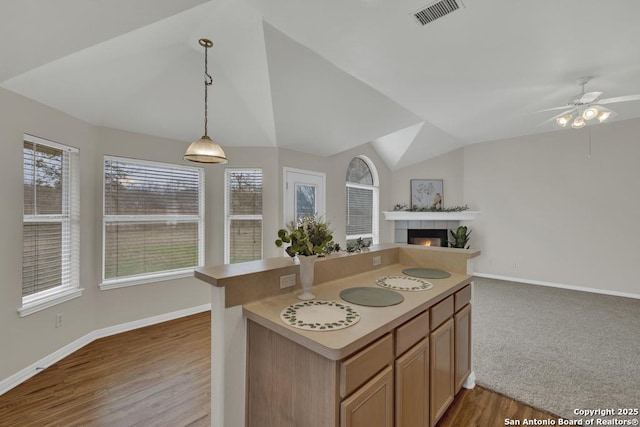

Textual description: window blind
[346,186,373,235]
[225,170,263,264]
[23,137,79,298]
[103,157,203,282]
[227,170,262,216]
[345,157,378,245]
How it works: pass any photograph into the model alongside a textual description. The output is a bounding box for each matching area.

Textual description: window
[20,134,81,316]
[346,156,379,246]
[225,169,263,264]
[102,157,204,289]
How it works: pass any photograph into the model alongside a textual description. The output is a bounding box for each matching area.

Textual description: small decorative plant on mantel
[393,203,470,212]
[275,215,338,300]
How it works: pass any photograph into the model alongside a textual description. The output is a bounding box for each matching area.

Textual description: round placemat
[280,300,360,331]
[340,287,405,307]
[402,267,451,279]
[376,276,434,292]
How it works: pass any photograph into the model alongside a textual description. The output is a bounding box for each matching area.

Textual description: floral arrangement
[275,215,339,257]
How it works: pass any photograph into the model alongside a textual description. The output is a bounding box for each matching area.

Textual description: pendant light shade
[184,135,227,163]
[184,38,228,164]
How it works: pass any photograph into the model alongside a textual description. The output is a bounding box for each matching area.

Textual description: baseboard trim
[0,304,211,396]
[474,273,640,300]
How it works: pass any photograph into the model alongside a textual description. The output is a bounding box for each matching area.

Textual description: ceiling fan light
[582,107,599,120]
[556,114,572,127]
[597,111,612,123]
[571,117,585,129]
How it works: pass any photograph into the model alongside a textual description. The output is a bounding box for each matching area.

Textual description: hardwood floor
[0,311,556,426]
[438,386,558,427]
[0,313,211,427]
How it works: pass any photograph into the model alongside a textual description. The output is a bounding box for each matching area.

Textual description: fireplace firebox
[407,229,448,247]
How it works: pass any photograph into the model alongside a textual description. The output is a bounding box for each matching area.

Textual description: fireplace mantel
[383,211,481,221]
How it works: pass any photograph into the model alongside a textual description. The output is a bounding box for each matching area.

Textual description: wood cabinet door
[454,304,472,393]
[396,338,429,427]
[341,366,393,427]
[430,317,454,427]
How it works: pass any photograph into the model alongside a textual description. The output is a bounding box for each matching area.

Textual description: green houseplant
[449,225,471,249]
[275,215,337,300]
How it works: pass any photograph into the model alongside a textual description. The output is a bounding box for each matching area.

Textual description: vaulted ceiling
[3,0,640,169]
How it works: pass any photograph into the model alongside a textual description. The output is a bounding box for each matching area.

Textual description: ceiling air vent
[412,0,464,26]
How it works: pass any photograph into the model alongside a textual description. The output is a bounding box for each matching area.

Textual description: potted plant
[449,225,471,249]
[275,215,337,300]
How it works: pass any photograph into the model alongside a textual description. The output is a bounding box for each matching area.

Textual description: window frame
[19,134,82,317]
[345,155,379,246]
[224,168,263,264]
[100,156,205,290]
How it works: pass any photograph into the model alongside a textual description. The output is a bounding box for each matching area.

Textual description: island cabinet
[246,321,395,427]
[245,282,473,427]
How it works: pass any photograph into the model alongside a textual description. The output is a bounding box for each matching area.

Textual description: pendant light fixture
[184,38,228,164]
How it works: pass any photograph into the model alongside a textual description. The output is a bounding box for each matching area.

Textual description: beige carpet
[473,277,640,421]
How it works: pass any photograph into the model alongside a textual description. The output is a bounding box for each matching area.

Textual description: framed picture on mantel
[410,179,443,210]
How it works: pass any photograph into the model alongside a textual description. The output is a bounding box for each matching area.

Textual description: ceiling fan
[540,77,640,129]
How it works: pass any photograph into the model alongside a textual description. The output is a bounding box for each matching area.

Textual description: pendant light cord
[203,44,213,137]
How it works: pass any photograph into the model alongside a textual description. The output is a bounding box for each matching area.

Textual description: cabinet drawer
[430,295,454,329]
[396,310,430,356]
[340,333,393,398]
[454,284,472,312]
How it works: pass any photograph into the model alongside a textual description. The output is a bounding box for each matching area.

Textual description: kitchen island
[195,244,480,427]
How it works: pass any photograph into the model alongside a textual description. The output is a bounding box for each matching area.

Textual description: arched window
[346,156,379,246]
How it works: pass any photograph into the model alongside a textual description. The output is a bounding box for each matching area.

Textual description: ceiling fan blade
[597,94,640,105]
[534,105,572,113]
[578,91,602,103]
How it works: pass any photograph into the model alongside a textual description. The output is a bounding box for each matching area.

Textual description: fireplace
[407,229,448,247]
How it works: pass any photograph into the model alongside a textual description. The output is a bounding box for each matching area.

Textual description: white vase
[296,255,317,301]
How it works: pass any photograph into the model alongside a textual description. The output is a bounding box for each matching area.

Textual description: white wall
[0,88,100,380]
[0,92,284,382]
[464,119,640,295]
[0,88,394,384]
[390,119,640,296]
[6,80,635,388]
[391,148,466,209]
[0,92,218,382]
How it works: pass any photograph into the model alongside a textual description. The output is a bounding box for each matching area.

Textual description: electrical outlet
[280,274,296,289]
[372,256,381,266]
[55,313,63,328]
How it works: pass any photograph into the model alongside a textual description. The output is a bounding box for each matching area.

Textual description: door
[454,304,472,393]
[396,338,429,427]
[340,366,394,427]
[284,168,326,225]
[430,317,454,426]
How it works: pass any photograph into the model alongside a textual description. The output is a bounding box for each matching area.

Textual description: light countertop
[243,263,473,361]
